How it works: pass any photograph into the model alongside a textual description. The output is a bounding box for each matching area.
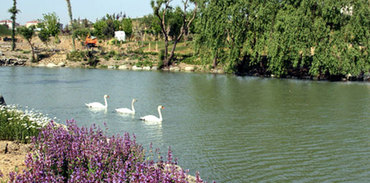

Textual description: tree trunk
[213,51,218,68]
[163,38,169,67]
[66,0,75,51]
[27,40,36,62]
[167,39,179,65]
[11,19,16,51]
[11,0,17,51]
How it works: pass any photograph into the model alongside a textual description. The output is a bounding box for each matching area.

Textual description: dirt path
[0,141,31,181]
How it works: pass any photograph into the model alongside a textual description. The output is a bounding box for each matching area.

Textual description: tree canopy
[194,0,369,78]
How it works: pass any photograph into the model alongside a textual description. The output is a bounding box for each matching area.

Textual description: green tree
[121,18,133,39]
[38,28,50,45]
[195,0,229,68]
[38,12,61,44]
[141,15,162,39]
[151,0,198,67]
[18,26,36,62]
[194,0,369,79]
[8,0,20,51]
[93,14,120,39]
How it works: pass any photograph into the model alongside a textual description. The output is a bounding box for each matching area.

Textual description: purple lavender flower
[8,120,209,183]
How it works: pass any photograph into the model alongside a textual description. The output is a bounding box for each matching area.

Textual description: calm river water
[1,67,370,182]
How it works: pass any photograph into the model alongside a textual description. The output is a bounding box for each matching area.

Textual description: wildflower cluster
[9,120,206,182]
[0,105,51,142]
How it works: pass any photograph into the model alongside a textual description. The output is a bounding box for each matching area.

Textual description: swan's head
[133,99,137,102]
[104,95,109,98]
[159,105,164,109]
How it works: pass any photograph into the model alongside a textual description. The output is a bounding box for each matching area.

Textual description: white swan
[115,99,137,114]
[140,105,164,122]
[85,95,109,109]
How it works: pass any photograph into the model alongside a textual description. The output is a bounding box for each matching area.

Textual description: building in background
[0,20,19,29]
[25,20,40,28]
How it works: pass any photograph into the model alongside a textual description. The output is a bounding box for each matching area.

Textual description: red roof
[0,20,12,23]
[26,20,39,24]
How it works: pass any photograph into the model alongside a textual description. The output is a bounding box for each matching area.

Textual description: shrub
[0,25,11,36]
[22,50,31,54]
[158,49,165,62]
[67,50,86,62]
[9,121,205,182]
[0,105,51,143]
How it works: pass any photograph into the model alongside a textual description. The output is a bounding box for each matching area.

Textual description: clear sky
[1,0,183,25]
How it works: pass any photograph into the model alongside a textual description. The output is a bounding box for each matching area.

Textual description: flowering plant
[0,105,51,142]
[10,120,206,182]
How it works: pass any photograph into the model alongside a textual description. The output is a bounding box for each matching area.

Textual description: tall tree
[8,0,20,51]
[17,26,36,62]
[65,0,75,51]
[151,0,197,68]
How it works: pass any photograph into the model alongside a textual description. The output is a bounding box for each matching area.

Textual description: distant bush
[136,60,153,67]
[22,50,31,54]
[0,25,11,36]
[66,50,86,62]
[72,28,91,40]
[9,121,206,182]
[67,50,99,67]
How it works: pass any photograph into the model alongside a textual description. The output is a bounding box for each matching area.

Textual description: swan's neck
[158,107,162,121]
[104,97,108,108]
[131,100,135,112]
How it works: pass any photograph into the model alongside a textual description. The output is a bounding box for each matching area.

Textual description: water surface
[1,67,369,182]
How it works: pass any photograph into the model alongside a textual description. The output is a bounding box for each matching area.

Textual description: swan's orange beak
[107,96,110,98]
[162,106,165,109]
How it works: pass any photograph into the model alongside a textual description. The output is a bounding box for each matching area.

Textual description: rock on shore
[0,58,27,66]
[0,94,6,106]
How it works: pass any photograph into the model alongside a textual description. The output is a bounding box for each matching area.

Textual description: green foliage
[17,26,34,42]
[140,15,161,37]
[195,0,369,79]
[93,20,108,39]
[66,50,86,61]
[167,7,183,40]
[93,14,121,39]
[135,60,153,67]
[38,28,50,44]
[0,25,11,36]
[0,105,50,143]
[18,26,37,62]
[158,49,165,62]
[121,18,133,38]
[72,28,91,40]
[66,50,99,67]
[38,12,61,44]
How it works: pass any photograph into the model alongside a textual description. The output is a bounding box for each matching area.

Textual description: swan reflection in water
[116,112,135,119]
[115,99,137,114]
[87,107,108,114]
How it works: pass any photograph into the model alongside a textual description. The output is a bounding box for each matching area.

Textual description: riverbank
[1,37,369,81]
[0,42,225,74]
